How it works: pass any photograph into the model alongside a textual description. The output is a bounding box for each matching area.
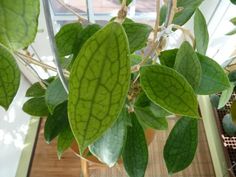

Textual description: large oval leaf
[140,65,199,118]
[68,22,130,153]
[0,0,39,49]
[195,53,230,95]
[174,41,202,90]
[123,113,148,177]
[164,117,198,174]
[89,107,127,167]
[0,44,20,110]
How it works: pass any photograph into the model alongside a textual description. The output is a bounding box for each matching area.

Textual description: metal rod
[86,0,95,23]
[42,0,69,94]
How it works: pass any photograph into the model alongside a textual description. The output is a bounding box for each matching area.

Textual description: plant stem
[164,0,177,27]
[115,0,128,23]
[154,0,161,40]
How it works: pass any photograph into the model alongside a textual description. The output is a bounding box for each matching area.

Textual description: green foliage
[23,97,49,116]
[159,49,178,68]
[119,0,133,6]
[218,82,234,109]
[160,5,168,25]
[210,94,220,108]
[26,82,46,98]
[230,0,236,5]
[164,117,198,174]
[123,113,148,177]
[68,22,130,153]
[223,114,236,136]
[228,70,236,82]
[140,65,199,118]
[230,101,236,124]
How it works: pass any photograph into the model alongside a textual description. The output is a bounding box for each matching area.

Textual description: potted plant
[0,0,232,176]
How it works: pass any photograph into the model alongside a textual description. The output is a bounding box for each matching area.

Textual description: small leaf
[194,9,209,55]
[68,22,130,153]
[226,28,236,35]
[140,65,199,118]
[228,70,236,82]
[45,78,67,113]
[174,41,202,90]
[0,44,20,110]
[26,82,45,98]
[123,113,148,177]
[89,107,127,167]
[160,5,168,25]
[218,82,234,109]
[231,101,236,124]
[230,17,236,25]
[210,94,220,108]
[164,117,198,174]
[23,97,49,116]
[57,125,74,159]
[222,114,236,136]
[44,102,69,143]
[0,0,40,49]
[123,23,152,53]
[159,49,178,68]
[195,53,230,95]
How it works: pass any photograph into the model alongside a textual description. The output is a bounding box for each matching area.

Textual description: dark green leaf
[89,107,127,167]
[45,78,67,113]
[26,82,45,98]
[230,101,236,124]
[68,22,130,153]
[44,101,69,143]
[218,82,234,109]
[222,114,236,136]
[230,0,236,5]
[210,94,220,108]
[123,113,148,177]
[228,70,236,82]
[0,0,39,49]
[160,5,168,25]
[23,97,49,116]
[195,53,230,95]
[194,9,209,55]
[140,65,199,118]
[164,117,198,174]
[159,49,178,68]
[174,41,201,90]
[0,44,20,109]
[57,125,74,159]
[123,23,152,53]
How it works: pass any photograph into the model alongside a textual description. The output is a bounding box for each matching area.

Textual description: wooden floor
[29,119,215,177]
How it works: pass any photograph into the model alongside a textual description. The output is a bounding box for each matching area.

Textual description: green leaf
[218,82,234,109]
[140,65,199,118]
[123,23,152,53]
[194,9,209,55]
[228,70,236,82]
[160,5,168,25]
[89,107,127,167]
[68,22,130,153]
[226,28,236,35]
[230,0,236,5]
[231,101,236,124]
[195,53,231,95]
[222,114,236,136]
[26,82,45,98]
[0,44,20,109]
[44,101,69,143]
[130,54,142,66]
[164,117,198,174]
[0,0,39,49]
[57,125,74,159]
[230,17,236,25]
[45,78,67,113]
[173,0,203,26]
[123,113,148,177]
[159,49,178,68]
[174,41,202,90]
[23,97,49,116]
[210,94,220,108]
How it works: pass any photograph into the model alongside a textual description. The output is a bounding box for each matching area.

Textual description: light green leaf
[140,65,199,118]
[26,82,45,98]
[173,0,203,26]
[174,41,202,90]
[23,97,49,116]
[226,28,236,35]
[123,23,152,53]
[195,53,230,95]
[0,44,20,110]
[123,113,148,177]
[218,82,234,109]
[164,117,198,174]
[68,22,130,153]
[57,125,74,159]
[230,101,236,124]
[44,101,69,143]
[194,9,209,55]
[89,107,127,167]
[45,78,67,113]
[230,17,236,25]
[159,49,178,68]
[0,0,39,49]
[223,114,236,136]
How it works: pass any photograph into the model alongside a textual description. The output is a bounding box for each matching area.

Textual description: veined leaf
[123,113,148,177]
[223,114,236,136]
[0,44,20,110]
[0,0,39,49]
[23,97,49,116]
[231,101,236,124]
[174,41,202,90]
[68,22,130,153]
[45,78,67,113]
[123,23,152,53]
[164,117,198,174]
[140,65,199,118]
[57,125,74,159]
[196,53,230,95]
[89,107,127,167]
[159,49,178,68]
[218,82,234,109]
[194,9,209,55]
[44,102,69,143]
[26,82,46,98]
